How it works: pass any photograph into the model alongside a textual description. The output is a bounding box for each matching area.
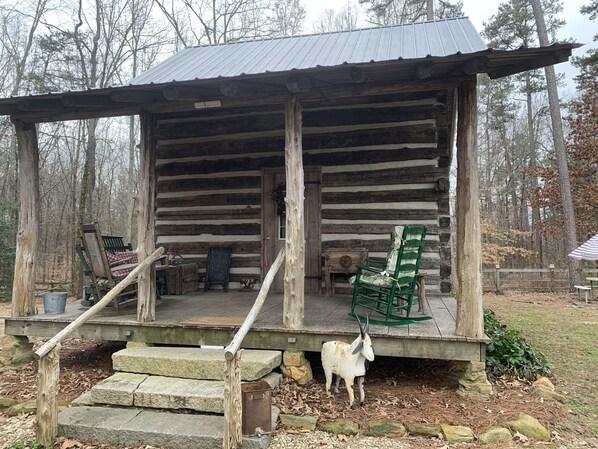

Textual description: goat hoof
[360,401,365,406]
[350,403,356,410]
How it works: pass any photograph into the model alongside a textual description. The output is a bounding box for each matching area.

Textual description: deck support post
[455,79,484,339]
[11,119,40,317]
[283,96,305,330]
[137,110,157,322]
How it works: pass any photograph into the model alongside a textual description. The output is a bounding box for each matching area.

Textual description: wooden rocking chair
[78,223,167,310]
[349,225,430,326]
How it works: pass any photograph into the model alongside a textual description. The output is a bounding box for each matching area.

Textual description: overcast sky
[301,0,596,96]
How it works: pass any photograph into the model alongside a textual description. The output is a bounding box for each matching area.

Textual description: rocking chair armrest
[363,258,386,267]
[355,264,384,275]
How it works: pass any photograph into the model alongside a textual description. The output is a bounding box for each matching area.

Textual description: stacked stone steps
[59,347,282,449]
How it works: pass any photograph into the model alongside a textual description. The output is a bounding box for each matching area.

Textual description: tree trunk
[529,0,579,286]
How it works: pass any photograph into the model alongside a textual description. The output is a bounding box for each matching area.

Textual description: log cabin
[0,18,577,364]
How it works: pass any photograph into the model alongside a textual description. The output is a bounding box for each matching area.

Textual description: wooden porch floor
[4,292,486,362]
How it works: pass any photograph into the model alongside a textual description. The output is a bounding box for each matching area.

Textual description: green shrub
[484,309,551,381]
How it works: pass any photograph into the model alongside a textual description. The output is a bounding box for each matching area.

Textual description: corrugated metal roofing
[131,17,486,85]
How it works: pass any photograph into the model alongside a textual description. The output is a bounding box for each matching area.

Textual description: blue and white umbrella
[568,234,598,260]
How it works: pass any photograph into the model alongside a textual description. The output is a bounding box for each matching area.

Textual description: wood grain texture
[11,120,40,317]
[36,344,60,446]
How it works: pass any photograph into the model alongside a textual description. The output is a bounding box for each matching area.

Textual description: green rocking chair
[349,225,430,326]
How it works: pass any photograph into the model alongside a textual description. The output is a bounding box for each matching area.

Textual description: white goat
[321,316,375,408]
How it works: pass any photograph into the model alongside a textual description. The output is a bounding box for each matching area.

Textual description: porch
[3,292,486,362]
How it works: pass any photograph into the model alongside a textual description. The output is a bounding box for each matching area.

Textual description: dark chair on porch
[78,223,168,309]
[203,247,232,292]
[349,225,430,326]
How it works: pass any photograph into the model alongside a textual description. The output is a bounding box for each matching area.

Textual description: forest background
[0,0,597,300]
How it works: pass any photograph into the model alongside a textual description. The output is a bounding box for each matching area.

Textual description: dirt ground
[0,295,595,448]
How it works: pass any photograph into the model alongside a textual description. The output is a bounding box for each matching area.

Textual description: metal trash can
[241,380,271,436]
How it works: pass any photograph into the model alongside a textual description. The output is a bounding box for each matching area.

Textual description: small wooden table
[586,277,598,300]
[323,248,367,296]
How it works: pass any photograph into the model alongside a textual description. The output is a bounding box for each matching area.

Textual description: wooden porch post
[455,79,484,338]
[137,110,157,322]
[11,120,40,317]
[283,96,305,329]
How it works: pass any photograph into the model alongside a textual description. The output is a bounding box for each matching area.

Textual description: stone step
[89,372,282,413]
[58,405,276,449]
[112,347,282,381]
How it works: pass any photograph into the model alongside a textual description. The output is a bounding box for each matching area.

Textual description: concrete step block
[90,372,148,406]
[58,405,272,449]
[112,347,281,381]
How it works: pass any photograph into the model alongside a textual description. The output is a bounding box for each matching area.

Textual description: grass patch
[484,293,598,437]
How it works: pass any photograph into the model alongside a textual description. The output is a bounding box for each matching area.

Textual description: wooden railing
[483,266,598,292]
[34,247,165,446]
[223,248,285,449]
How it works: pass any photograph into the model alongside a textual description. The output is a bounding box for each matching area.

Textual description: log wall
[154,89,453,293]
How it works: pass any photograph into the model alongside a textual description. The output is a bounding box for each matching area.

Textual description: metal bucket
[43,292,68,314]
[241,380,271,436]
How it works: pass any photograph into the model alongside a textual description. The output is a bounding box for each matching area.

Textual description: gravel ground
[268,431,412,449]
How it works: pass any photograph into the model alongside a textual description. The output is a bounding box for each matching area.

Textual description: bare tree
[313,1,360,33]
[271,0,306,37]
[529,0,579,285]
[359,0,462,26]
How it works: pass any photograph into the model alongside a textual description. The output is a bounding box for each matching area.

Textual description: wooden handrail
[35,247,165,360]
[223,248,285,449]
[35,247,164,446]
[224,248,285,361]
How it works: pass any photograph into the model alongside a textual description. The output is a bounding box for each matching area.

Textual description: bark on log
[283,96,305,330]
[11,120,40,317]
[137,111,158,322]
[455,79,484,338]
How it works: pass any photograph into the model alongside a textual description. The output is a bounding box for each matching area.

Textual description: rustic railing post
[37,344,60,446]
[223,351,242,449]
[549,264,555,292]
[223,248,285,449]
[494,265,501,292]
[34,248,164,446]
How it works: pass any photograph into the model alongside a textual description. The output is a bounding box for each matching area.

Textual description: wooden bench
[573,285,591,304]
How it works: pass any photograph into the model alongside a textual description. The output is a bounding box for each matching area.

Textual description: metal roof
[131,17,486,85]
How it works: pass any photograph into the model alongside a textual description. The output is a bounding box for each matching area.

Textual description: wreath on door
[272,183,286,217]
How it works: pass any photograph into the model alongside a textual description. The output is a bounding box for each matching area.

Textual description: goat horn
[366,312,370,334]
[356,314,365,339]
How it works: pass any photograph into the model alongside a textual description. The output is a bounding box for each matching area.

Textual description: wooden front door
[262,167,321,293]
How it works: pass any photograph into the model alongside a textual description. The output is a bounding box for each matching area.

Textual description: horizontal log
[157,241,261,255]
[61,95,116,107]
[190,255,261,269]
[322,209,438,221]
[17,99,65,112]
[156,223,260,236]
[286,74,313,93]
[323,166,446,187]
[155,105,438,140]
[111,90,165,103]
[157,148,443,177]
[156,208,261,221]
[157,175,260,193]
[156,192,260,208]
[322,239,440,253]
[321,223,440,235]
[322,188,440,204]
[162,85,216,101]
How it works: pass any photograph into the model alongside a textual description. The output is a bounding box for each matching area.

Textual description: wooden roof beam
[62,94,116,107]
[17,99,65,112]
[162,85,214,101]
[111,90,165,103]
